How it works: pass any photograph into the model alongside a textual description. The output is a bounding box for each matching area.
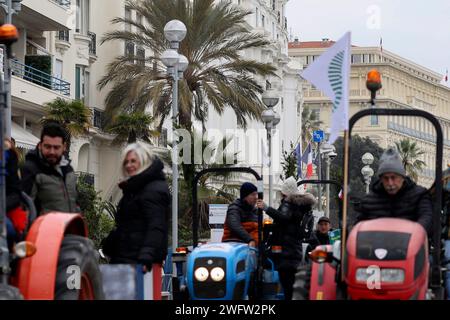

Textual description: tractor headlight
[210,267,225,282]
[356,267,405,284]
[380,268,405,283]
[194,267,209,282]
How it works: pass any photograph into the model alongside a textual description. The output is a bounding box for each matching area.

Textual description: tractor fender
[14,212,87,300]
[309,262,337,300]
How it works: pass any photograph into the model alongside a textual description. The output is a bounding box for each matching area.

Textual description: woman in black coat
[257,177,316,300]
[103,142,170,271]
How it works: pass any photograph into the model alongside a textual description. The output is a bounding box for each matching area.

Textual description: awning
[11,122,39,150]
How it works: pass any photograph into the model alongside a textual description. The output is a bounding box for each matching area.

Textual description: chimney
[294,36,299,43]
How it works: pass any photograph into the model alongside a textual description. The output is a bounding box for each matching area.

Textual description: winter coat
[355,177,433,235]
[266,193,316,270]
[21,148,79,215]
[306,230,331,254]
[106,157,170,267]
[222,199,259,244]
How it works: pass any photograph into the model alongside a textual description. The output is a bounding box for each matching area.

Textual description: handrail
[11,59,70,96]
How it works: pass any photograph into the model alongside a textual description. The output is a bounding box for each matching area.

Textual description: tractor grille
[193,257,226,299]
[356,231,411,260]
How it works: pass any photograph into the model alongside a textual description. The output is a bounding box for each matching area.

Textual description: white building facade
[3,0,302,204]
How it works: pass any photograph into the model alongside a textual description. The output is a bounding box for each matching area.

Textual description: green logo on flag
[328,51,344,112]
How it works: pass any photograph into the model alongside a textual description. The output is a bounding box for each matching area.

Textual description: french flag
[301,143,313,179]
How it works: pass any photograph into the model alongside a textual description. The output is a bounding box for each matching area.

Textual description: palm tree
[42,97,92,152]
[394,138,426,182]
[301,105,323,148]
[107,112,159,144]
[97,0,276,131]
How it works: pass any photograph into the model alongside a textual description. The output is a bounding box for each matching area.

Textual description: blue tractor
[184,167,283,300]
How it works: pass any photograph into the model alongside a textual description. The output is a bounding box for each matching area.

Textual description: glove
[138,249,154,272]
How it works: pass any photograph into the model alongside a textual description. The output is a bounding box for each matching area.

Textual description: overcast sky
[286,0,450,81]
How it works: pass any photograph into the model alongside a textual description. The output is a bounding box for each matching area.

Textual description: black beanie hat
[240,182,258,200]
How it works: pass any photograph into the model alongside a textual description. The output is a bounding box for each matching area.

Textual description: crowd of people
[3,122,450,300]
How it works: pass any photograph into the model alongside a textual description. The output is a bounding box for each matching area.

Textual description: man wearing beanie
[256,176,316,300]
[222,182,259,247]
[355,147,433,235]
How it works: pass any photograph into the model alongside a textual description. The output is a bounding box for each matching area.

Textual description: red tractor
[293,79,446,300]
[0,24,104,300]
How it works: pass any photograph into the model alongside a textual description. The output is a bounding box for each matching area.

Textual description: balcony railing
[52,0,71,9]
[88,31,96,55]
[12,59,70,96]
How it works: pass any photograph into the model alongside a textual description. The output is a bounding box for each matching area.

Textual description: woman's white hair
[121,141,154,177]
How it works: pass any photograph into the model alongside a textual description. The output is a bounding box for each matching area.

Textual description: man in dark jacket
[355,147,433,235]
[21,123,80,215]
[256,176,317,300]
[306,216,332,254]
[222,182,259,247]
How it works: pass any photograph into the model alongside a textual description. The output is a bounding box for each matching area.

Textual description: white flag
[300,32,351,144]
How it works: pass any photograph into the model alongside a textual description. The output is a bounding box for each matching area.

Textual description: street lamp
[161,20,187,252]
[0,0,22,138]
[320,142,337,218]
[261,89,279,207]
[361,152,375,194]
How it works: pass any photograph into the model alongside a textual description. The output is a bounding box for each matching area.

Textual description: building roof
[289,40,336,49]
[288,40,358,49]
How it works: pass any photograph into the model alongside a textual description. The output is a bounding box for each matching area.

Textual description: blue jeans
[445,240,450,300]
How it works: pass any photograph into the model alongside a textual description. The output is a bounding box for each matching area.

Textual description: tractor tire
[0,284,23,300]
[54,235,105,300]
[292,264,312,300]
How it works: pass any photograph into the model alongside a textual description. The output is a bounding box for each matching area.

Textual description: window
[75,65,89,104]
[262,15,265,28]
[312,108,320,121]
[370,115,379,126]
[351,54,362,64]
[136,47,145,66]
[255,8,259,27]
[136,12,143,26]
[54,59,63,79]
[93,109,104,129]
[125,8,131,32]
[76,0,90,34]
[125,41,135,57]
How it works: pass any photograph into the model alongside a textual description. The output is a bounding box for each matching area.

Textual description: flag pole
[341,129,350,282]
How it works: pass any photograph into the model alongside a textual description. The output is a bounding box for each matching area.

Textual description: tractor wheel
[292,264,311,300]
[54,235,105,300]
[0,285,23,300]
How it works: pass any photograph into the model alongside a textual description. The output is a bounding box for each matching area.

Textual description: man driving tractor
[222,182,259,247]
[355,147,433,235]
